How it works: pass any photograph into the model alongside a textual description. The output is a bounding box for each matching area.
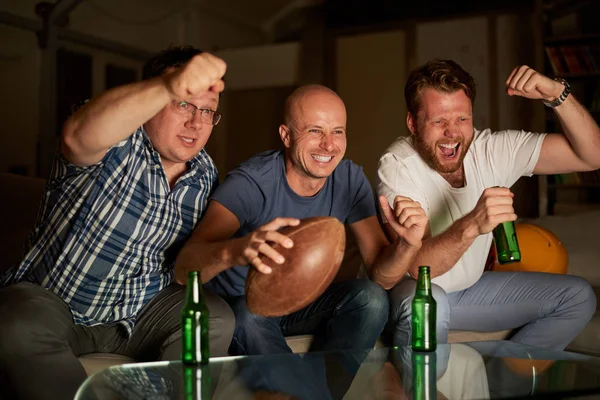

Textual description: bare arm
[541,95,600,172]
[174,201,243,284]
[350,196,427,290]
[505,66,600,174]
[62,53,226,166]
[349,216,412,289]
[174,200,299,284]
[406,215,476,279]
[371,230,422,290]
[407,187,516,279]
[62,79,171,166]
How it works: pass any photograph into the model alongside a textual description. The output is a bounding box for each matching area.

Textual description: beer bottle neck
[416,272,432,296]
[187,271,203,303]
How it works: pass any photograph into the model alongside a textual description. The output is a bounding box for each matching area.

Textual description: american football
[246,216,346,317]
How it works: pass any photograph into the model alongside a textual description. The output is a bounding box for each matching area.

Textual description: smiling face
[408,88,474,177]
[279,86,347,195]
[143,90,219,172]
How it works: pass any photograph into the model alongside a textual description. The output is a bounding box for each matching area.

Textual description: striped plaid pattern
[1,127,217,334]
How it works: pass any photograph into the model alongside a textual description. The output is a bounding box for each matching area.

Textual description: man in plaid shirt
[0,46,234,400]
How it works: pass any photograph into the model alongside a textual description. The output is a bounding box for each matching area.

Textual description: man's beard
[413,132,472,174]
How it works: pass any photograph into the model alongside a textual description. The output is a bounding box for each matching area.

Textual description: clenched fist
[379,195,428,247]
[505,65,564,102]
[163,52,226,100]
[467,186,516,237]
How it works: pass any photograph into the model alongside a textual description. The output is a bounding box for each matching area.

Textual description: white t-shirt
[377,128,545,293]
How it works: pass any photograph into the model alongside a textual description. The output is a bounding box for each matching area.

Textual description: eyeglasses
[170,100,222,126]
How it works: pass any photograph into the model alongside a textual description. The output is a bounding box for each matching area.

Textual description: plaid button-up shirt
[1,127,217,334]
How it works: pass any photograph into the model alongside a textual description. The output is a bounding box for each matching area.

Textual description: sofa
[2,172,597,377]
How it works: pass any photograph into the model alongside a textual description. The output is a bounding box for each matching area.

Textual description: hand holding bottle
[466,187,516,237]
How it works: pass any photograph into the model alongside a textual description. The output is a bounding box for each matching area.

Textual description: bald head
[278,84,347,191]
[283,84,345,127]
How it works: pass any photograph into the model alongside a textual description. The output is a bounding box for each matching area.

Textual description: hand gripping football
[245,216,346,317]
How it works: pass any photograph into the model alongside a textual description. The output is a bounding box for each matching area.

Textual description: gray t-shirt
[205,150,376,297]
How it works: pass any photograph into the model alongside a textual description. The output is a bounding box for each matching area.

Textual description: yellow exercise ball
[493,223,568,274]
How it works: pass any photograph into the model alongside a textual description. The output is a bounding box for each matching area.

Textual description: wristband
[542,78,570,108]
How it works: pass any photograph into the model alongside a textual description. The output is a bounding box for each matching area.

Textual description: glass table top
[75,340,600,400]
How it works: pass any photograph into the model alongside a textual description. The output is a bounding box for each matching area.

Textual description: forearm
[553,94,600,169]
[174,238,242,285]
[61,76,171,165]
[408,215,478,279]
[370,239,421,290]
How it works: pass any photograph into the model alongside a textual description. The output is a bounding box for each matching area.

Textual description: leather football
[245,216,346,317]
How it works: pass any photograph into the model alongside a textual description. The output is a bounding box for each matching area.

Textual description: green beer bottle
[493,221,521,264]
[411,266,436,352]
[182,364,211,400]
[411,351,437,400]
[182,271,210,365]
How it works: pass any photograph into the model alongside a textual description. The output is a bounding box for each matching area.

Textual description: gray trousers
[0,282,235,400]
[389,271,597,350]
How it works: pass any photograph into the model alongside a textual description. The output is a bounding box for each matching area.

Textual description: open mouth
[438,142,460,159]
[178,136,197,147]
[311,154,334,163]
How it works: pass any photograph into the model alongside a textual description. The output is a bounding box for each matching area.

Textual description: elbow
[586,160,600,171]
[174,243,207,285]
[369,269,402,291]
[60,118,85,162]
[175,264,211,286]
[174,266,187,285]
[61,119,77,154]
[174,251,190,285]
[407,265,419,280]
[377,280,396,291]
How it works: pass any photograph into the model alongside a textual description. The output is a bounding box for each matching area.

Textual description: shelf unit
[537,0,600,217]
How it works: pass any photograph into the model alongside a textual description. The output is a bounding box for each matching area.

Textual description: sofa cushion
[284,330,512,355]
[447,329,512,343]
[78,329,513,376]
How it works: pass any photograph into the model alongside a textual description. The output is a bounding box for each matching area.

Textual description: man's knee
[565,276,597,321]
[389,281,449,322]
[0,316,33,357]
[432,284,450,325]
[0,284,66,356]
[347,279,390,318]
[388,279,416,320]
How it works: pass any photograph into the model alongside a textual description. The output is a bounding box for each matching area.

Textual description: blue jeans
[227,279,388,357]
[228,279,388,400]
[388,271,596,350]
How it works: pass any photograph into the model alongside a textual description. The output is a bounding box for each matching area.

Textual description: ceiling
[188,0,537,34]
[22,0,541,39]
[201,0,313,29]
[149,0,323,32]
